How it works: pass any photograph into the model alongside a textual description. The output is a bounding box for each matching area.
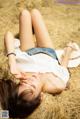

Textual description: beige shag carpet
[0,0,80,119]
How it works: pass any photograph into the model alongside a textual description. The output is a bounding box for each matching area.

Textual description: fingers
[15,72,30,79]
[14,72,25,79]
[66,42,79,51]
[14,72,40,80]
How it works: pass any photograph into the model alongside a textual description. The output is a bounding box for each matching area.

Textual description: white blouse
[14,39,69,84]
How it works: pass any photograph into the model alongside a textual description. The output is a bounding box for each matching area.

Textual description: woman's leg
[19,9,35,51]
[31,9,54,48]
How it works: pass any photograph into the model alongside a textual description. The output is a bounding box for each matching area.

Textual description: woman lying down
[2,9,80,118]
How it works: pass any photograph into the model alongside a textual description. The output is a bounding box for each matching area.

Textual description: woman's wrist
[65,46,73,54]
[7,52,16,57]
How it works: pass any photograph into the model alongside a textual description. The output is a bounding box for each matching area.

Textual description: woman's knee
[31,9,42,19]
[20,9,31,19]
[4,31,13,39]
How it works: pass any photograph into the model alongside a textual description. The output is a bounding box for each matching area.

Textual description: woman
[4,9,77,118]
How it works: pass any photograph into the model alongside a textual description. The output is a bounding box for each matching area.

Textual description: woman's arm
[60,42,74,68]
[60,47,72,68]
[4,31,23,78]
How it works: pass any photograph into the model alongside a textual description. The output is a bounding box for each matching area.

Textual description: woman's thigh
[19,9,35,51]
[31,9,54,49]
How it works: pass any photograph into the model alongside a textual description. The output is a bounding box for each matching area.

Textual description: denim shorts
[26,48,58,60]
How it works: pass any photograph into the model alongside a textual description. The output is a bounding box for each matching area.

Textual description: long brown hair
[0,79,41,118]
[0,79,17,110]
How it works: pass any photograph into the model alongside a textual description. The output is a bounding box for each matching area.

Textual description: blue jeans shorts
[26,48,58,60]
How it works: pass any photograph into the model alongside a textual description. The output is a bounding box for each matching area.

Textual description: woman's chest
[39,73,64,93]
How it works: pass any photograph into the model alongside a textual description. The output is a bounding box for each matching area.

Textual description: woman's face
[18,74,42,101]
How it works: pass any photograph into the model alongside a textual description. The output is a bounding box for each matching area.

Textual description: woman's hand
[10,65,27,79]
[60,42,78,68]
